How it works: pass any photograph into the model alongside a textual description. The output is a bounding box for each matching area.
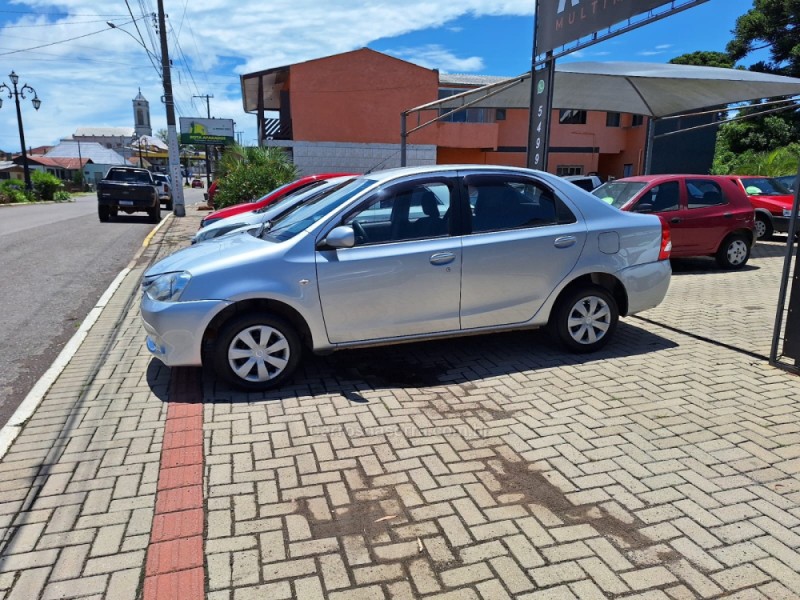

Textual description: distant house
[72,127,136,161]
[0,161,23,181]
[46,141,129,185]
[19,156,93,181]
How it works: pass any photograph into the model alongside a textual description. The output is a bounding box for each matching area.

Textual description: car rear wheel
[148,205,161,224]
[716,234,750,269]
[550,285,619,353]
[98,205,110,222]
[212,313,301,390]
[755,214,773,240]
[165,200,173,211]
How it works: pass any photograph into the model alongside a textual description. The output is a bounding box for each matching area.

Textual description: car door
[316,176,462,344]
[459,171,586,329]
[629,180,689,251]
[679,178,730,254]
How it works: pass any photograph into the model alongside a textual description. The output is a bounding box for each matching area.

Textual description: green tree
[156,128,168,144]
[669,51,735,68]
[213,145,298,209]
[712,143,800,175]
[727,0,800,77]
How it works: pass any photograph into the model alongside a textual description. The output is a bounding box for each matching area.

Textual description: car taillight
[658,218,672,261]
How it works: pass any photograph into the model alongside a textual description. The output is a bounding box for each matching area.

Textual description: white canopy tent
[405,62,800,171]
[429,62,800,117]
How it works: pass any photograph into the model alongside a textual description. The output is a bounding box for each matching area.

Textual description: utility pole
[193,93,213,189]
[157,0,185,216]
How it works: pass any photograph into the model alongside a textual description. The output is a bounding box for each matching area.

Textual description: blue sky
[0,0,764,151]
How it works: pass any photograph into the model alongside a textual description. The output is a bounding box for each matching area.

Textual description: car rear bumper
[141,294,231,366]
[617,260,671,316]
[99,198,156,208]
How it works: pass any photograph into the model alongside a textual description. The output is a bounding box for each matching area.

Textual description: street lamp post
[0,71,41,192]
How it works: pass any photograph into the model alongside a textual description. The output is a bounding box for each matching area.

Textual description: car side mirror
[321,225,355,249]
[633,203,654,214]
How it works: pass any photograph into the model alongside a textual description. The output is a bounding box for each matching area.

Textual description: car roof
[609,174,733,184]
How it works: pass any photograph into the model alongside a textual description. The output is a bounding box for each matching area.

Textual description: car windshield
[252,179,313,203]
[253,180,328,214]
[741,177,791,196]
[265,178,376,242]
[592,181,647,208]
[108,169,152,183]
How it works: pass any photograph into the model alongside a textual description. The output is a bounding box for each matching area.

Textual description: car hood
[145,230,271,277]
[205,202,255,221]
[750,194,793,212]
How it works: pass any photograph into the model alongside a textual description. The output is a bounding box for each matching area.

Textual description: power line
[2,19,130,27]
[0,10,130,16]
[0,20,138,57]
[123,0,157,65]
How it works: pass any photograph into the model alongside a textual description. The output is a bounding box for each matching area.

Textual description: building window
[631,114,644,127]
[438,88,489,123]
[496,108,506,121]
[559,109,587,125]
[556,165,583,176]
[623,164,634,177]
[606,112,621,127]
[137,109,144,126]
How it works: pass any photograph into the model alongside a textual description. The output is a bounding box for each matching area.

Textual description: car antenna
[365,148,402,175]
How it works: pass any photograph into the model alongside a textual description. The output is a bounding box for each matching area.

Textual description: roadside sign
[179,117,234,145]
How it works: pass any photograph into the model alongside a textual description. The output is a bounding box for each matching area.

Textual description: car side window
[632,181,680,213]
[468,176,570,233]
[344,182,452,246]
[686,179,726,208]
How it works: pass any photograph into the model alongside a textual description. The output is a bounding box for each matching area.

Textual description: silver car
[141,165,671,390]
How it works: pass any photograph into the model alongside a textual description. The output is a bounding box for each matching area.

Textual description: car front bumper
[140,293,231,367]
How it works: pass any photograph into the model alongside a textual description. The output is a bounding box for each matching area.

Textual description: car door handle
[553,236,577,249]
[430,252,456,266]
[723,212,733,219]
[670,217,681,224]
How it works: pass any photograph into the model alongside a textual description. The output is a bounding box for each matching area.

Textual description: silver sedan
[141,165,671,390]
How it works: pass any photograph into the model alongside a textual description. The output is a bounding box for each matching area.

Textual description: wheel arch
[549,272,629,320]
[201,298,314,365]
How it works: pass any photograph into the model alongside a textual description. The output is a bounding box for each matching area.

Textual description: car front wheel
[551,286,619,353]
[98,205,110,222]
[211,313,301,390]
[716,234,750,269]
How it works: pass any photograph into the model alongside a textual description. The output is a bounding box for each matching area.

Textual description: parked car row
[141,165,672,390]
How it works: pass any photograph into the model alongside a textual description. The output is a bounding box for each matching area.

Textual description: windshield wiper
[257,220,273,238]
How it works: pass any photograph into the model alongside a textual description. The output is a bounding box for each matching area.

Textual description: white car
[192,177,354,244]
[152,173,172,210]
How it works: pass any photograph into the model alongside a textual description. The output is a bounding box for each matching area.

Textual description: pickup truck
[97,167,161,223]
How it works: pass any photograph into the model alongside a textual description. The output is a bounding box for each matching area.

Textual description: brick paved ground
[1,200,799,599]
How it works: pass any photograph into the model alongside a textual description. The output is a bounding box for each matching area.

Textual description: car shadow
[105,213,165,225]
[669,257,759,275]
[196,321,678,404]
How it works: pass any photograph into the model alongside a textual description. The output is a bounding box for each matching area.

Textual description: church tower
[133,89,152,137]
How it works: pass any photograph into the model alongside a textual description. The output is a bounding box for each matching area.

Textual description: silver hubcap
[228,325,290,382]
[727,239,748,265]
[567,296,611,345]
[755,219,766,239]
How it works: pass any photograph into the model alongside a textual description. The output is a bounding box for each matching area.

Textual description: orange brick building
[241,48,648,179]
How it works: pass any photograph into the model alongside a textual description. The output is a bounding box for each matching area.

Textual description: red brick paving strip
[144,367,205,600]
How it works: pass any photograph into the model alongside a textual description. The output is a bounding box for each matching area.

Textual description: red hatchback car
[592,175,755,269]
[200,173,354,228]
[730,175,794,240]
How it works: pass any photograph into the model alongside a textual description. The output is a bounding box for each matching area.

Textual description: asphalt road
[0,195,163,427]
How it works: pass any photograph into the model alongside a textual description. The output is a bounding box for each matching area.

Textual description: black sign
[527,61,554,171]
[536,0,674,54]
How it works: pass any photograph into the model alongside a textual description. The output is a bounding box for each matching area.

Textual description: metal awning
[428,62,800,117]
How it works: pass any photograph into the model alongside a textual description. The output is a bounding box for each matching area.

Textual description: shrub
[54,190,72,202]
[213,145,298,209]
[31,171,63,201]
[0,179,29,203]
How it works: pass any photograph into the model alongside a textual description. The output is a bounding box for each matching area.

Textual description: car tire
[550,285,619,353]
[755,214,773,240]
[716,234,751,269]
[212,313,301,390]
[165,200,173,211]
[110,206,118,218]
[98,205,110,222]
[148,205,161,224]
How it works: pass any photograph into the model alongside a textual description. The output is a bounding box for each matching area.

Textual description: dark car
[97,167,161,223]
[593,174,755,269]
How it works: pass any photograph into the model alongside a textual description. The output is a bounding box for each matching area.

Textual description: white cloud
[0,0,535,150]
[385,44,484,72]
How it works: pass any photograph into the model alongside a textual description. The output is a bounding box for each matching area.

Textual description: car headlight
[143,272,191,302]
